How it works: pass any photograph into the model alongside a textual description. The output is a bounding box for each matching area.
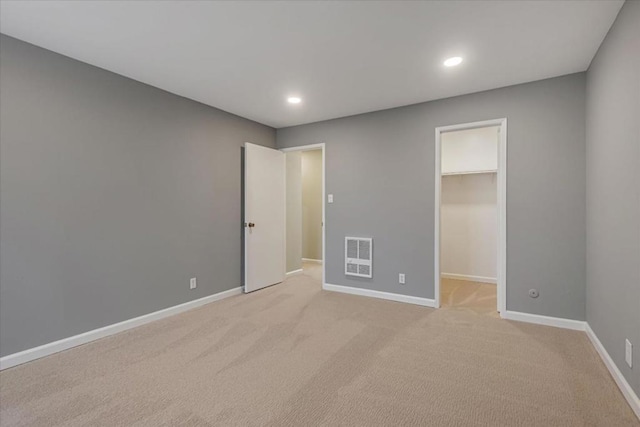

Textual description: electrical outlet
[328,194,334,203]
[399,273,405,284]
[626,339,633,368]
[190,277,197,290]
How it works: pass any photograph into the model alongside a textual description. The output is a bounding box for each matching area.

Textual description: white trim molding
[501,310,586,331]
[0,286,242,371]
[440,273,497,284]
[285,269,303,277]
[302,258,323,264]
[585,324,640,419]
[434,118,507,312]
[281,143,326,287]
[323,283,436,307]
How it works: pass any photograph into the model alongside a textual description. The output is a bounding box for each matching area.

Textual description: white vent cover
[345,237,373,278]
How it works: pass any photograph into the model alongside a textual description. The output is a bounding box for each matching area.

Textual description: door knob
[247,222,255,228]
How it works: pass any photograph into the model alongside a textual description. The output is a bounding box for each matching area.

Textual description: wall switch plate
[399,273,405,284]
[328,194,334,203]
[190,277,197,290]
[625,339,633,368]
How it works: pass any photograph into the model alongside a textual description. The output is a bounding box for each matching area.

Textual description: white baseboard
[585,323,640,419]
[286,269,303,277]
[323,283,436,307]
[441,273,496,284]
[0,286,242,371]
[302,258,322,264]
[501,310,586,331]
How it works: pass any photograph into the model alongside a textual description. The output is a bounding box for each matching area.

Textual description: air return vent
[345,237,373,278]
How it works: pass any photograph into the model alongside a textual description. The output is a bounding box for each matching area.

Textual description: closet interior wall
[441,126,499,283]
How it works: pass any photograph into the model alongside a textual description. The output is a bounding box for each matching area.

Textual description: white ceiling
[0,0,623,128]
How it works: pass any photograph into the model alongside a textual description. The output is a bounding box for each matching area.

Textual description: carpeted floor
[0,263,637,426]
[440,278,499,318]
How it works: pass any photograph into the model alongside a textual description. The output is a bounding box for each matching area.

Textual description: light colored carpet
[1,264,637,426]
[440,278,499,318]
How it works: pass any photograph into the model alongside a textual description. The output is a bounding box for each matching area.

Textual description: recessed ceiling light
[287,97,302,104]
[443,56,463,67]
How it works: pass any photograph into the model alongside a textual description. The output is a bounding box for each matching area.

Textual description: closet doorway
[282,144,325,285]
[434,119,506,315]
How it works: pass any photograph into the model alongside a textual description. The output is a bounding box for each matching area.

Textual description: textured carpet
[441,278,499,318]
[1,264,637,426]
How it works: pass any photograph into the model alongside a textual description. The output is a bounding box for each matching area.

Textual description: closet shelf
[442,169,497,176]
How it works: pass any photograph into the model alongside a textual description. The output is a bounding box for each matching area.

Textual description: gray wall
[302,150,323,260]
[0,35,276,357]
[586,1,640,396]
[286,151,302,272]
[278,73,586,320]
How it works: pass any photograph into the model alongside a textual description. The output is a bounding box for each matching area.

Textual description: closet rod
[441,169,497,176]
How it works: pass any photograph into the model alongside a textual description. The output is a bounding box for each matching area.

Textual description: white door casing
[280,143,326,286]
[434,118,507,313]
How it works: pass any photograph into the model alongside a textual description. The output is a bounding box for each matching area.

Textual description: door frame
[280,143,326,286]
[434,118,507,313]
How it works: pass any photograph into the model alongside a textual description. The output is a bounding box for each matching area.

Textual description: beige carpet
[1,264,637,426]
[441,278,500,318]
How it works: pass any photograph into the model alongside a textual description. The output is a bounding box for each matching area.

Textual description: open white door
[244,143,285,293]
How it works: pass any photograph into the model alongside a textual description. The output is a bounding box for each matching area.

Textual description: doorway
[282,144,326,285]
[434,119,507,314]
